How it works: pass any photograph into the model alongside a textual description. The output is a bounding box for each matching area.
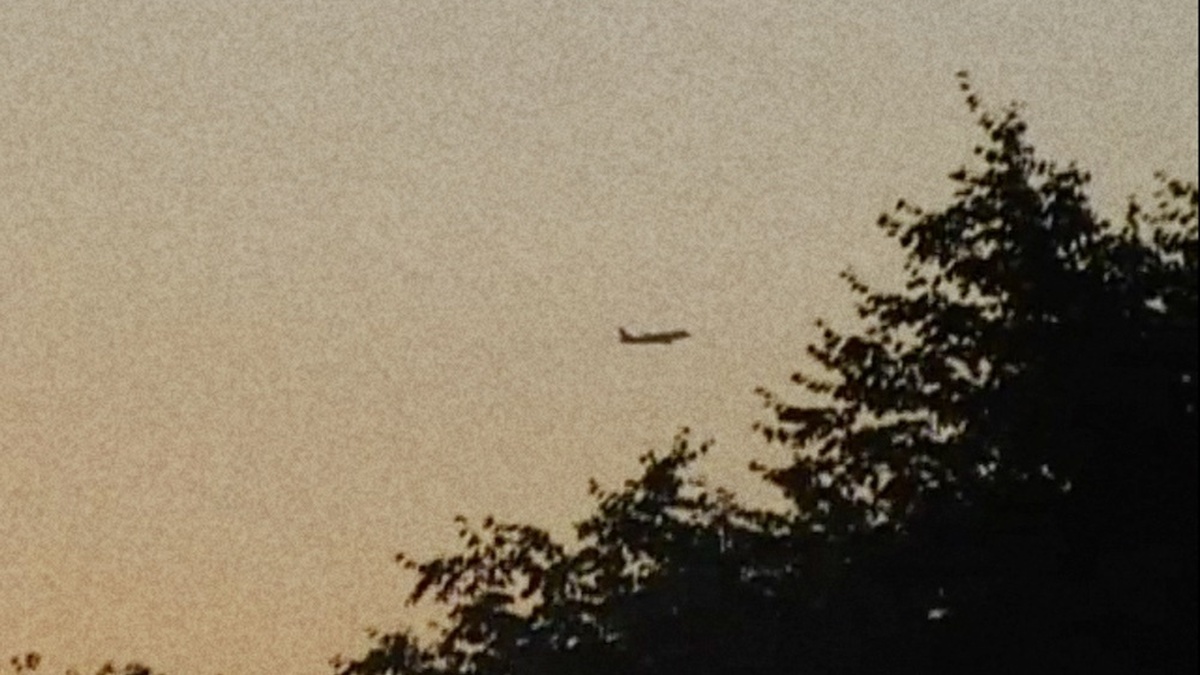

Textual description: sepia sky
[2,1,1196,673]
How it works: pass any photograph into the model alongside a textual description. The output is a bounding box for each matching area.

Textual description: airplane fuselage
[618,327,691,344]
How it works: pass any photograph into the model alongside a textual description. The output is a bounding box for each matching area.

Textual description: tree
[338,76,1198,674]
[756,74,1197,673]
[4,654,163,675]
[335,432,918,674]
[333,432,808,675]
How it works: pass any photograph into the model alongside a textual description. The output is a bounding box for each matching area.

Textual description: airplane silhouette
[619,327,691,345]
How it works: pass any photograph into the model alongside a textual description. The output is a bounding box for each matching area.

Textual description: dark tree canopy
[4,654,162,675]
[756,76,1198,673]
[335,76,1198,674]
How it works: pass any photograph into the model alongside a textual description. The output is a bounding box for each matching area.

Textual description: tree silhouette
[337,76,1197,674]
[333,433,799,675]
[4,654,163,675]
[756,74,1198,673]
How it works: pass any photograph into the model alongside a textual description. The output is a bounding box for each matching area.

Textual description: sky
[1,1,1196,673]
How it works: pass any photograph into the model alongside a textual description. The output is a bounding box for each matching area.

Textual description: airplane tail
[618,327,632,341]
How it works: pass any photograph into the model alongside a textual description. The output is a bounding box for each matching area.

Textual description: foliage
[333,432,794,674]
[756,74,1198,672]
[4,654,161,675]
[342,74,1198,673]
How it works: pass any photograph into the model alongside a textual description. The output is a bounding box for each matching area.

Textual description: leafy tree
[756,74,1198,673]
[4,653,162,675]
[333,432,804,675]
[338,76,1197,674]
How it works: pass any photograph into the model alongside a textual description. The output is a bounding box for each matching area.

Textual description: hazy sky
[2,1,1196,673]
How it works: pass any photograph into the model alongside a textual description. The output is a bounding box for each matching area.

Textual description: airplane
[618,327,691,345]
